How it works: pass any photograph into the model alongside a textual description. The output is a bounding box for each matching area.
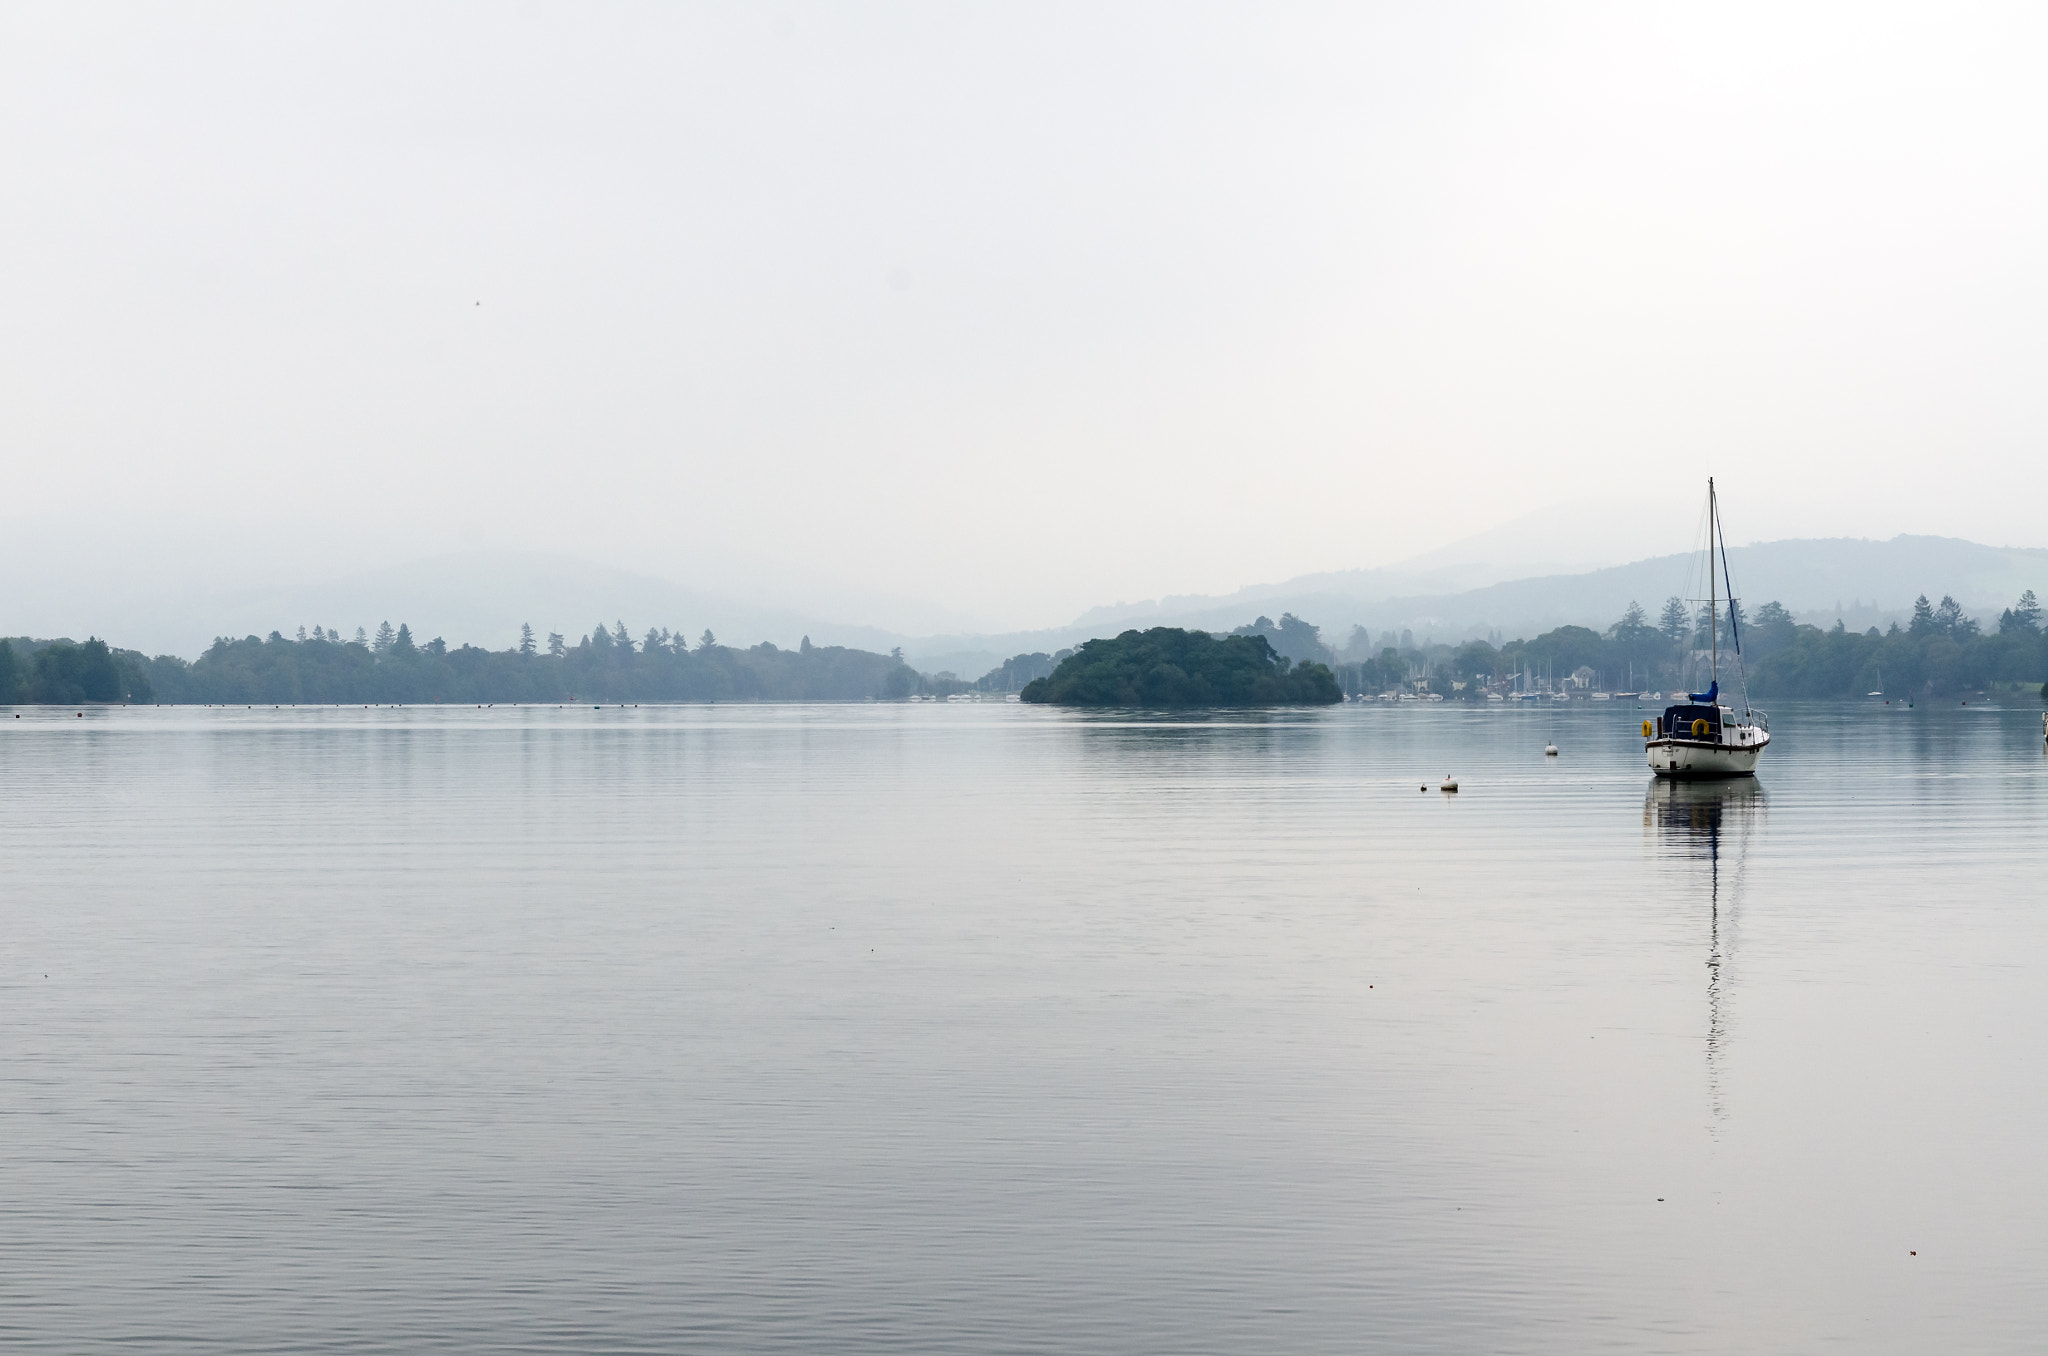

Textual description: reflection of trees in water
[1644,779,1766,1131]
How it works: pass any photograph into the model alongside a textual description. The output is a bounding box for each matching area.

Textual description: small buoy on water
[1545,743,1558,756]
[1440,776,1458,792]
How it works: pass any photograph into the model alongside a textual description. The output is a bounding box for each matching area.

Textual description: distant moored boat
[1644,478,1772,779]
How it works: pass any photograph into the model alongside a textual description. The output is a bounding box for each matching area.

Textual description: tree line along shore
[0,623,923,706]
[1,588,2042,707]
[1256,589,2048,703]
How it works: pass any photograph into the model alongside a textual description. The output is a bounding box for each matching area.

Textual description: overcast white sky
[4,3,2045,631]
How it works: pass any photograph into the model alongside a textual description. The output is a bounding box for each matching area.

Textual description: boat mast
[1708,478,1718,689]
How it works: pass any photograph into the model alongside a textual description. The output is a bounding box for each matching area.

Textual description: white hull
[1646,733,1768,778]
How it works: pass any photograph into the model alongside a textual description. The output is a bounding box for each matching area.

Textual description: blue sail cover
[1687,680,1719,703]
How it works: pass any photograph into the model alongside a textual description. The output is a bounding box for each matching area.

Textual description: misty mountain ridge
[1067,498,1666,631]
[907,534,2048,677]
[1061,534,2048,640]
[0,517,986,662]
[204,551,920,662]
[8,530,2044,683]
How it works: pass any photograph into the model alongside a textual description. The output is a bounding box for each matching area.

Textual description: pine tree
[373,621,396,653]
[2011,590,2041,635]
[354,627,369,646]
[392,623,416,656]
[700,629,717,650]
[1934,595,1965,634]
[1658,596,1688,642]
[519,623,536,656]
[644,628,662,653]
[590,622,614,651]
[296,626,307,642]
[1910,595,1935,635]
[547,632,566,658]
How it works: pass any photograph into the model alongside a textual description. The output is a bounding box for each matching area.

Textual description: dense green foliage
[1326,590,2046,702]
[2,624,917,705]
[1747,591,2047,699]
[9,586,2039,708]
[1019,627,1342,706]
[0,638,155,704]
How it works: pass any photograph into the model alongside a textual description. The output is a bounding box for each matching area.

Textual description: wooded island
[1019,628,1343,706]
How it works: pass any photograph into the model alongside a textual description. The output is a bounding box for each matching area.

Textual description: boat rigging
[1642,479,1772,778]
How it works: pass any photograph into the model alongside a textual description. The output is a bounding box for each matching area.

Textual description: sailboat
[1644,479,1771,778]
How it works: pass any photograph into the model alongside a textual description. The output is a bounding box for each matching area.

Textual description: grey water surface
[2,700,2044,1352]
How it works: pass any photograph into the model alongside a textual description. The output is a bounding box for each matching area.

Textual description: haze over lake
[9,5,2048,1347]
[5,701,2043,1352]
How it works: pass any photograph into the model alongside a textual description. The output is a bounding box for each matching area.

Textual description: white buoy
[1440,775,1458,792]
[1544,743,1558,756]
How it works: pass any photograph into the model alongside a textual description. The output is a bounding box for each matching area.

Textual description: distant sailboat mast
[1709,477,1718,691]
[1647,477,1770,777]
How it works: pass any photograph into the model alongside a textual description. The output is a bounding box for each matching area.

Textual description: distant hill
[8,522,2043,683]
[197,551,914,660]
[1367,536,2048,640]
[1023,535,2048,648]
[0,543,912,663]
[899,534,2048,677]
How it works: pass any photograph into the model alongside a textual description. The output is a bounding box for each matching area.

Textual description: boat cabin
[1653,702,1726,741]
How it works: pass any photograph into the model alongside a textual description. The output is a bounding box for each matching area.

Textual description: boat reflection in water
[1645,777,1766,1130]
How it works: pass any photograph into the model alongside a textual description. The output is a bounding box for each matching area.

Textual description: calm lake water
[3,699,2045,1352]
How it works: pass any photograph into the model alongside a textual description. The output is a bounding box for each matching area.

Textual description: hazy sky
[5,3,2046,630]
